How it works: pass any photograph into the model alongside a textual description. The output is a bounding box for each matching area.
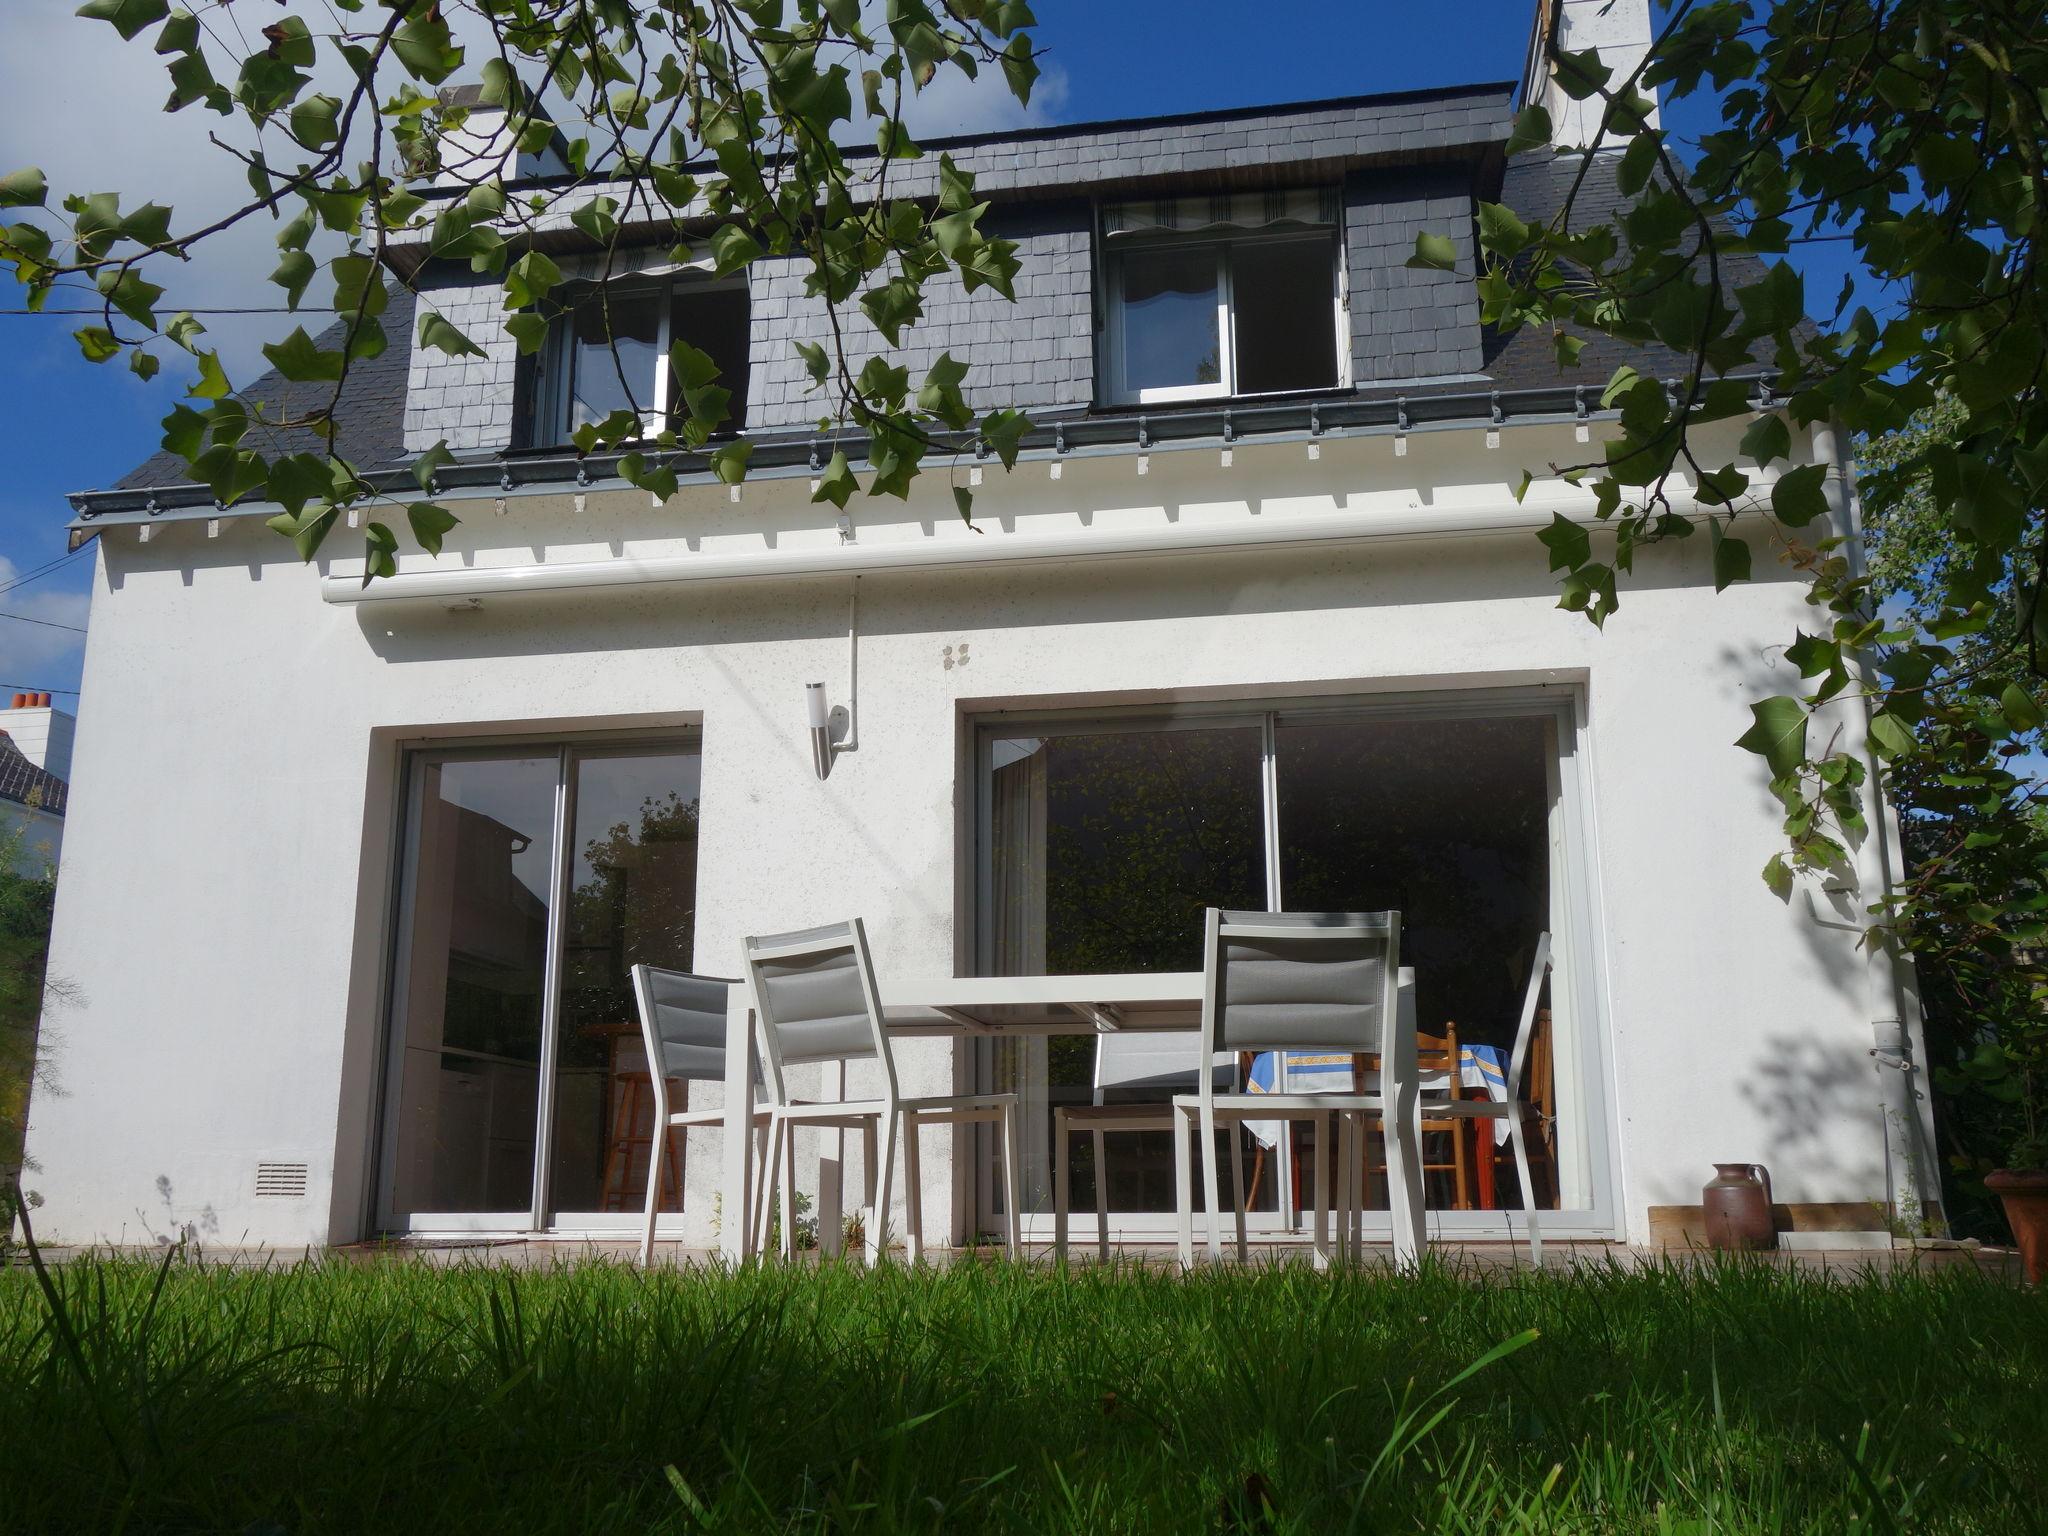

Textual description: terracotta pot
[1985,1169,2048,1285]
[1702,1163,1776,1251]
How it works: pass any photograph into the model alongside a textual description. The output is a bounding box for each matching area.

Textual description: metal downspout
[1814,419,1943,1236]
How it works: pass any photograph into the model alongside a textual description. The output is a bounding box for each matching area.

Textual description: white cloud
[0,555,90,687]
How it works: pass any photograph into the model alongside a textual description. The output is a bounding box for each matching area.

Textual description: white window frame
[1102,226,1349,407]
[372,729,707,1239]
[967,685,1621,1246]
[530,273,748,446]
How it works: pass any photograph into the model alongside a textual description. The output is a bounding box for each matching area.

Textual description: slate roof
[1481,149,1786,392]
[115,288,417,492]
[0,736,67,817]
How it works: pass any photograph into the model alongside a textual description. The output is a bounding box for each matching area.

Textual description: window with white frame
[1100,189,1346,405]
[526,274,750,444]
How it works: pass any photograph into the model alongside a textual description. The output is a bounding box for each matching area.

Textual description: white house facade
[26,3,1940,1254]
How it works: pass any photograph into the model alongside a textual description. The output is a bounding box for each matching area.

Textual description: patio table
[715,973,1424,1264]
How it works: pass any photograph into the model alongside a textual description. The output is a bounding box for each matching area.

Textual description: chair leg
[1001,1099,1023,1260]
[751,1118,779,1258]
[1244,1145,1266,1216]
[1091,1127,1110,1264]
[1229,1119,1249,1263]
[640,1113,665,1269]
[747,1121,770,1257]
[902,1111,924,1265]
[779,1121,799,1261]
[1334,1115,1354,1266]
[1198,1100,1224,1263]
[1311,1112,1331,1271]
[1508,1111,1543,1268]
[868,1110,897,1265]
[1452,1114,1472,1211]
[1053,1110,1071,1266]
[1173,1106,1195,1271]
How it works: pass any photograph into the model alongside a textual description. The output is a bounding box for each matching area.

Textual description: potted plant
[1962,1039,2048,1283]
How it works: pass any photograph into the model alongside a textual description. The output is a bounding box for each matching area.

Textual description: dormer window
[527,273,750,445]
[1100,189,1345,406]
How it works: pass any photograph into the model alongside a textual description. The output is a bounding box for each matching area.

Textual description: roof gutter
[70,382,1672,531]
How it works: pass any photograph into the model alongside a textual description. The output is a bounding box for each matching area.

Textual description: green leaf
[262,325,345,382]
[1771,463,1829,527]
[979,408,1030,470]
[417,310,486,359]
[1710,526,1752,591]
[794,339,830,388]
[392,12,464,84]
[1405,231,1459,272]
[505,312,549,355]
[411,439,454,495]
[1475,202,1529,257]
[1550,44,1612,101]
[1867,711,1917,760]
[710,441,752,485]
[2000,683,2043,732]
[811,449,858,509]
[128,348,159,381]
[953,485,976,524]
[1739,413,1791,467]
[503,250,562,309]
[76,0,168,42]
[266,505,339,562]
[73,326,120,363]
[0,168,46,208]
[270,249,316,310]
[709,224,763,277]
[159,403,205,460]
[1536,513,1590,572]
[617,452,679,504]
[189,349,230,399]
[1736,696,1808,778]
[288,92,342,149]
[1504,105,1552,157]
[404,501,459,556]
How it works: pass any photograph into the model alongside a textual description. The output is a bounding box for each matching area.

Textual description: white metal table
[715,972,1423,1263]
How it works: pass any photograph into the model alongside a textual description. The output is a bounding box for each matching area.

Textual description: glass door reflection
[385,755,559,1226]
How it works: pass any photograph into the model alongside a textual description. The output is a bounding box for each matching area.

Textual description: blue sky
[0,0,1860,708]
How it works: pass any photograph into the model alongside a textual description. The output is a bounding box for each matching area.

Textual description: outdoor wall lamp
[806,579,862,780]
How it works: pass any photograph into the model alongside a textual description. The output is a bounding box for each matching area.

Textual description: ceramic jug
[1702,1163,1775,1251]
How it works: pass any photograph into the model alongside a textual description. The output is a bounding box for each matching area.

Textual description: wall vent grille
[254,1162,309,1198]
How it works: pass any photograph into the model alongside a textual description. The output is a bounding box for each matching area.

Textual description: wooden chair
[1355,1025,1472,1211]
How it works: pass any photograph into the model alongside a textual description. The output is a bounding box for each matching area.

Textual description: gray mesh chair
[1052,1032,1234,1263]
[742,918,1022,1264]
[1423,932,1552,1265]
[1172,908,1424,1267]
[628,965,775,1268]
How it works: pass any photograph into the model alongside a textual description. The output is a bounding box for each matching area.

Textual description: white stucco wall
[26,419,1906,1249]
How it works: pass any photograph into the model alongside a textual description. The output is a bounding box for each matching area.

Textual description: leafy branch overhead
[5,0,1046,562]
[1435,1,2048,1165]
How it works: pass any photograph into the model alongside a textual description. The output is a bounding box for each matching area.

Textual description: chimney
[2,692,75,780]
[427,83,570,191]
[1521,0,1663,150]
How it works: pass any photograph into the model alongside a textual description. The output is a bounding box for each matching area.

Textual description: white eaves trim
[320,484,1781,606]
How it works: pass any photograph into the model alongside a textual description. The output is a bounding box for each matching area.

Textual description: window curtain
[1102,187,1341,239]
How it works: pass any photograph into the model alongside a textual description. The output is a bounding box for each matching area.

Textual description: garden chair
[628,966,776,1268]
[1173,909,1424,1268]
[742,918,1022,1264]
[1423,932,1553,1264]
[1051,1031,1234,1263]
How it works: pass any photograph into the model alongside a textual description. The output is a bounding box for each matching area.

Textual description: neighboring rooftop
[0,734,68,819]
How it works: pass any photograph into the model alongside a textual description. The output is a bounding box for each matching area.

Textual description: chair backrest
[741,918,896,1104]
[1094,1030,1232,1103]
[1506,932,1553,1104]
[630,966,744,1094]
[1415,1024,1461,1102]
[1202,908,1402,1062]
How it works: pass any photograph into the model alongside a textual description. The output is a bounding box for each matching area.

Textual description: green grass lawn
[0,1250,2042,1534]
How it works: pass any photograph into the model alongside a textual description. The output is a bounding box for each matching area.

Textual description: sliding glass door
[378,738,703,1234]
[976,692,1610,1240]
